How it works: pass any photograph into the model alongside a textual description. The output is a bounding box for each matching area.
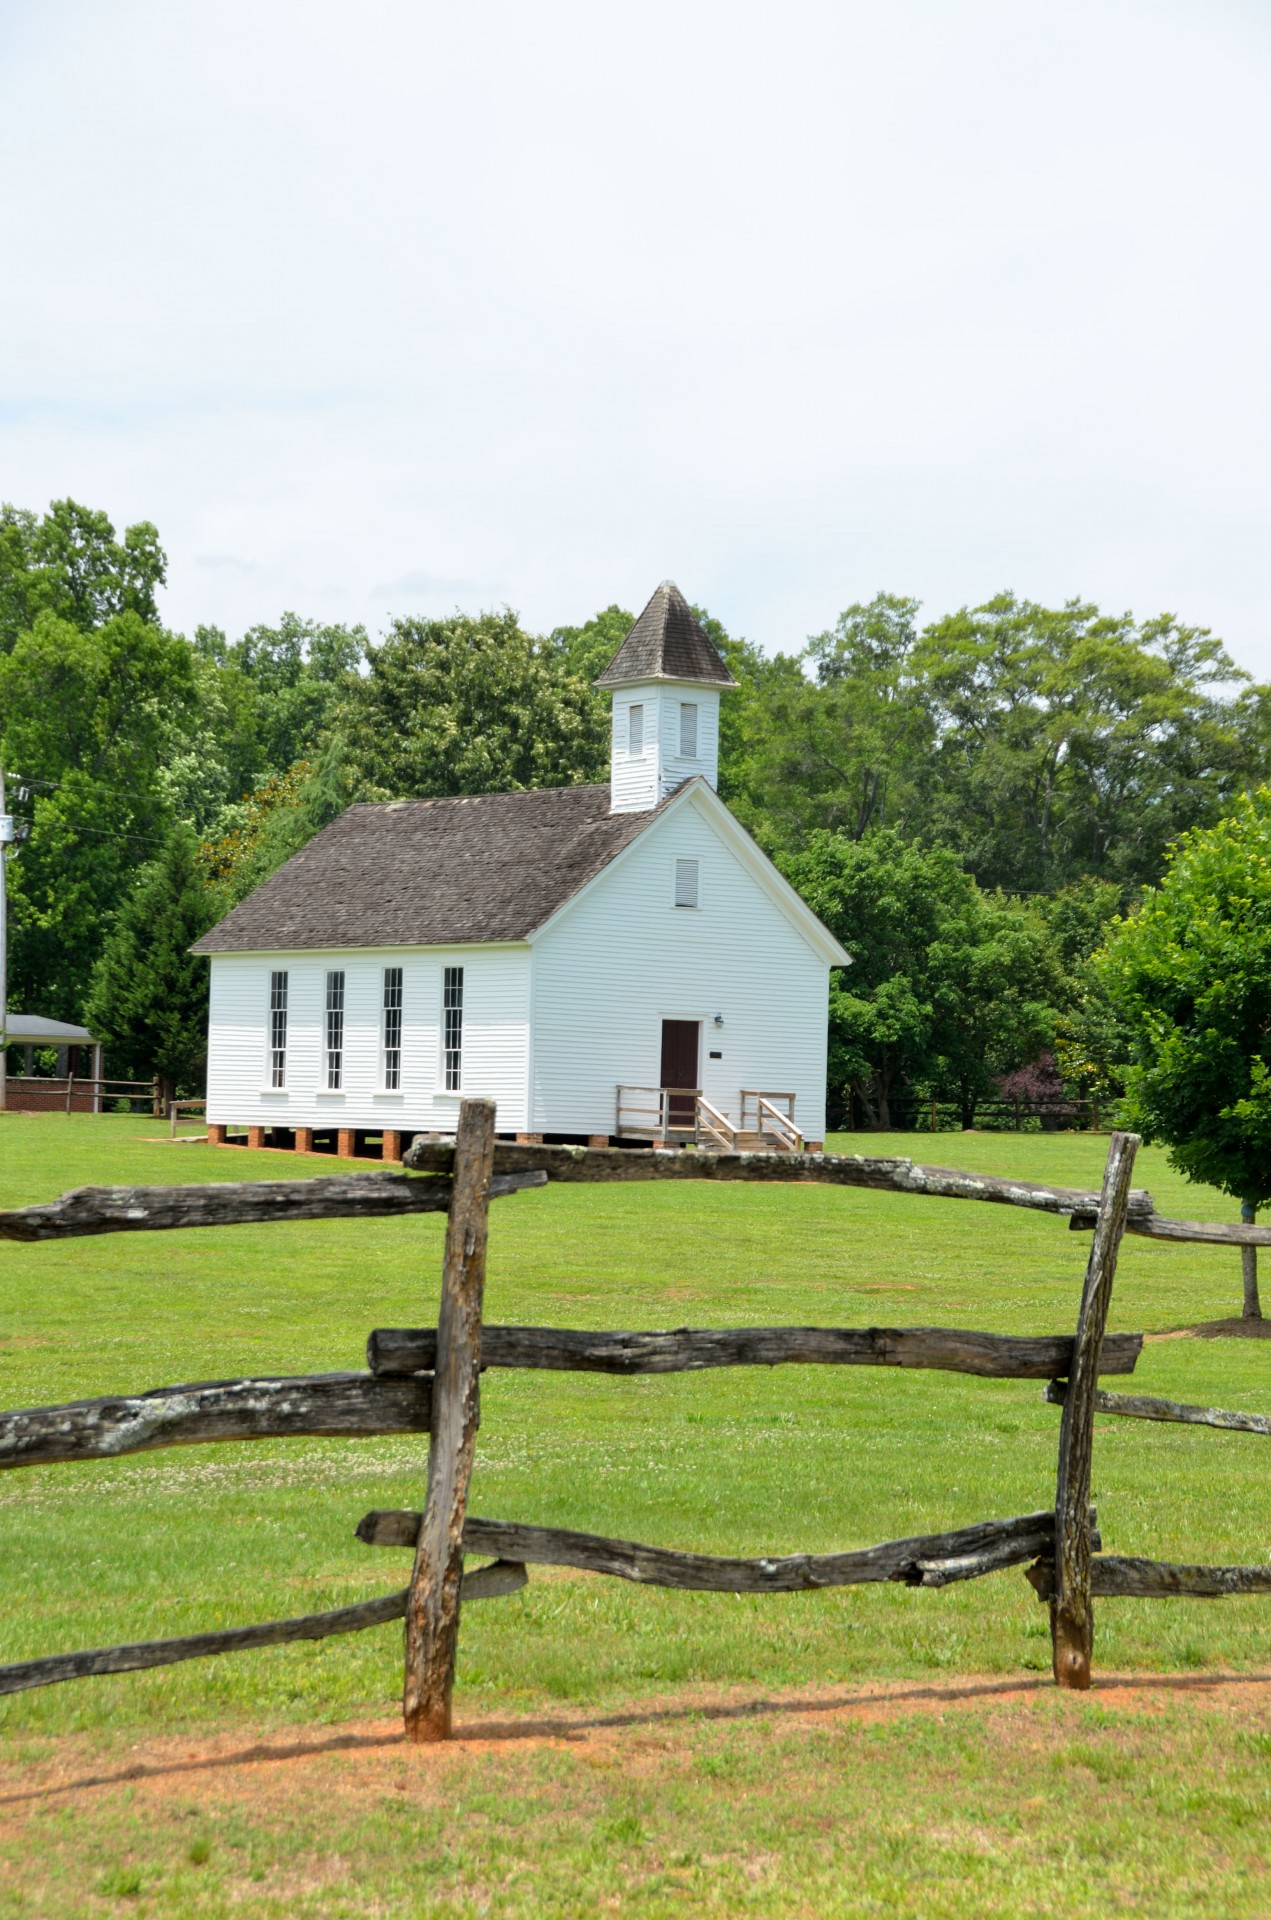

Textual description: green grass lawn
[3,1113,1271,1916]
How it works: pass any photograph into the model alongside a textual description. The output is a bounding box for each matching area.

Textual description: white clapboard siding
[206,946,531,1132]
[609,692,657,813]
[529,788,830,1139]
[657,684,720,800]
[609,684,722,812]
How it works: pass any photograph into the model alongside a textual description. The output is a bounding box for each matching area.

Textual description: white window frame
[267,970,288,1088]
[673,857,701,909]
[679,701,698,758]
[627,701,644,755]
[442,965,464,1092]
[382,966,403,1092]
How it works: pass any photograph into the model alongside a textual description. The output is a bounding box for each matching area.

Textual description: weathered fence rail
[2,1109,1269,1734]
[404,1138,1156,1216]
[366,1324,1144,1379]
[359,1507,1098,1592]
[1044,1380,1271,1437]
[0,1168,543,1240]
[0,1373,435,1470]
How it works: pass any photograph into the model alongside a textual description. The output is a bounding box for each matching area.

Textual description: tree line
[3,496,1268,1120]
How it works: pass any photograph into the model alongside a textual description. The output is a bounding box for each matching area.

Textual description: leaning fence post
[1052,1127,1139,1690]
[402,1096,497,1742]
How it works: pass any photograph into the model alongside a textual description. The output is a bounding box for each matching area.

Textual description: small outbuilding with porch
[2,1015,106,1112]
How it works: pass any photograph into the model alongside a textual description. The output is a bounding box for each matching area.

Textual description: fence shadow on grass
[9,1669,1271,1810]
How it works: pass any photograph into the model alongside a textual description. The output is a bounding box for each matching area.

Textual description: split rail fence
[2,1108,1271,1737]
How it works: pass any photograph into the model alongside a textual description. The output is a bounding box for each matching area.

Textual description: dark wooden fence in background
[2,1113,1270,1737]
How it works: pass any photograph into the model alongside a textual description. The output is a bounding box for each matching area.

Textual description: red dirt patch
[5,1669,1271,1825]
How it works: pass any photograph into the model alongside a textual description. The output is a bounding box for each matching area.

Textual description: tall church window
[679,702,698,757]
[268,971,288,1087]
[325,971,345,1090]
[383,967,403,1090]
[443,966,464,1091]
[628,702,644,754]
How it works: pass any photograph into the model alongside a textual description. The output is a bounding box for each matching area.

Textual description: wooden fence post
[1052,1128,1139,1690]
[402,1097,496,1742]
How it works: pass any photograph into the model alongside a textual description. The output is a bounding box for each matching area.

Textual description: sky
[2,0,1270,672]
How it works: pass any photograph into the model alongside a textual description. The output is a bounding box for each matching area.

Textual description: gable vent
[674,857,700,909]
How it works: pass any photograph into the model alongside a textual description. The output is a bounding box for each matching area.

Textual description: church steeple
[597,583,737,814]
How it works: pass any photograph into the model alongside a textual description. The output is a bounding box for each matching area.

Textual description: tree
[916,593,1260,894]
[1098,789,1271,1315]
[0,499,165,654]
[725,597,934,854]
[200,742,361,904]
[928,889,1062,1128]
[1043,878,1136,1114]
[344,609,608,799]
[85,827,216,1107]
[220,613,366,774]
[781,830,1061,1129]
[547,604,635,686]
[779,832,963,1127]
[0,609,195,1018]
[156,637,265,833]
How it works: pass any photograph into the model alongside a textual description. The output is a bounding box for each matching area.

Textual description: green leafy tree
[916,593,1259,893]
[0,499,165,654]
[0,610,195,1017]
[344,609,607,798]
[780,829,932,1128]
[156,635,264,832]
[1098,790,1271,1313]
[85,827,216,1106]
[929,890,1062,1128]
[1042,878,1136,1112]
[781,830,1060,1128]
[201,742,362,904]
[547,604,635,685]
[221,613,366,774]
[728,595,932,852]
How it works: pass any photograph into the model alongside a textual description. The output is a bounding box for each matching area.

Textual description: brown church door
[660,1020,700,1132]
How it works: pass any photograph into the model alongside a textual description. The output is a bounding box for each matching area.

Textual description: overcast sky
[3,0,1270,673]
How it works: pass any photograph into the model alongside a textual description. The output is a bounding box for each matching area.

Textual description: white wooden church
[195,584,849,1156]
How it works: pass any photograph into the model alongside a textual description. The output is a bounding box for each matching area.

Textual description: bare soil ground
[5,1668,1270,1818]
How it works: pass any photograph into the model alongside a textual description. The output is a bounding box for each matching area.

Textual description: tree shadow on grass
[1146,1319,1271,1341]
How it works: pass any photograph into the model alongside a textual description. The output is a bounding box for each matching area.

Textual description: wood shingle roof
[594,581,738,689]
[191,784,678,954]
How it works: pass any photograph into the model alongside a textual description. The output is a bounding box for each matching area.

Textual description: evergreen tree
[85,827,215,1107]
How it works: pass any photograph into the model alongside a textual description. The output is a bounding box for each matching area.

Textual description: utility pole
[0,763,10,1114]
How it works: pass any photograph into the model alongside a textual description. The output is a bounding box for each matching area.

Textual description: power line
[8,818,171,852]
[2,771,175,850]
[8,769,166,806]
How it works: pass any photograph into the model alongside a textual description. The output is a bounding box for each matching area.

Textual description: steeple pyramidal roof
[594,580,738,689]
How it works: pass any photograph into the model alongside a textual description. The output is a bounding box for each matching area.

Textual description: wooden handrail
[757,1096,803,1151]
[616,1085,703,1144]
[696,1096,737,1151]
